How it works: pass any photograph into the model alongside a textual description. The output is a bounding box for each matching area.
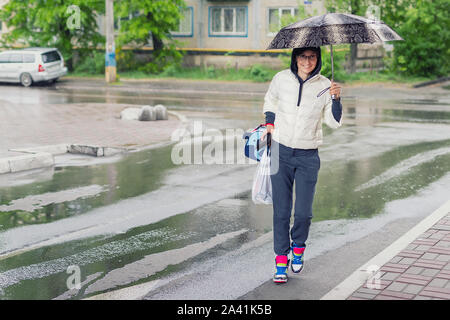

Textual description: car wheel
[20,73,33,87]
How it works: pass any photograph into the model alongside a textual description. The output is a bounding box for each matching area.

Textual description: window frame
[115,11,141,34]
[172,6,194,37]
[41,51,61,64]
[267,7,299,36]
[208,6,248,38]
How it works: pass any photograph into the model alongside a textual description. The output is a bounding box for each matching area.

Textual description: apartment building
[169,0,327,68]
[0,1,383,70]
[171,0,325,49]
[77,0,327,68]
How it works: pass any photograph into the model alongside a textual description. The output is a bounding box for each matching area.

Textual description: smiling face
[296,49,318,77]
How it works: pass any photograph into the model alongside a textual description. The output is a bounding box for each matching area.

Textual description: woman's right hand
[261,124,274,142]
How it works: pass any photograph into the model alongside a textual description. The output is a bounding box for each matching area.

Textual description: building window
[116,11,140,32]
[268,7,299,34]
[172,7,193,37]
[209,6,247,37]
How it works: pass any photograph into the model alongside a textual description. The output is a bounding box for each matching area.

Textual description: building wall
[177,0,327,50]
[259,0,326,50]
[0,0,385,71]
[176,0,327,68]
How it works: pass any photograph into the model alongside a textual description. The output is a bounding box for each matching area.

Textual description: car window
[9,53,23,63]
[23,54,36,63]
[42,51,61,63]
[0,53,10,63]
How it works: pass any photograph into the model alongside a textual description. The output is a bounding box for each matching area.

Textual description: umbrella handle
[330,44,336,100]
[330,44,334,82]
[317,86,337,100]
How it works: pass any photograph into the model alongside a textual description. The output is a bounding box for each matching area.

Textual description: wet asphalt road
[0,78,449,300]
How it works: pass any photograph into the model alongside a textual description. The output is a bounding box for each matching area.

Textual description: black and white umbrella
[267,13,403,82]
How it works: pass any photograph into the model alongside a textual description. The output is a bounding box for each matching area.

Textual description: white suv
[0,47,68,87]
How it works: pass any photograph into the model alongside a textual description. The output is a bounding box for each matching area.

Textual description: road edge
[320,198,450,300]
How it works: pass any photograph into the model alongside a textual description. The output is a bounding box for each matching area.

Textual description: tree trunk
[350,43,357,73]
[147,12,164,54]
[349,0,360,74]
[64,28,74,72]
[152,33,164,53]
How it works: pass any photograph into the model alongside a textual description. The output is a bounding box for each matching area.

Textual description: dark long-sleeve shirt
[265,98,342,125]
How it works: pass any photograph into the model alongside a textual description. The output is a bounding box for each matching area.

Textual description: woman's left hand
[330,81,341,99]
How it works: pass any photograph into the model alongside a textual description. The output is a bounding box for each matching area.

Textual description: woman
[261,47,343,284]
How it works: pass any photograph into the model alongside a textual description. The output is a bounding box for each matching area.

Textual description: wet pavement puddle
[0,83,449,299]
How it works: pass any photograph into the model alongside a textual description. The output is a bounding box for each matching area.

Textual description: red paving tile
[348,213,450,300]
[397,251,423,259]
[376,290,415,300]
[413,259,446,270]
[419,288,450,300]
[395,274,432,286]
[435,270,450,280]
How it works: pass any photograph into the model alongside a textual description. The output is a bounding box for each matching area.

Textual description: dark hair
[290,46,322,80]
[292,47,320,58]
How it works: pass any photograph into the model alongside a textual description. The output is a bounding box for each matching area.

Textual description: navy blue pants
[270,140,320,256]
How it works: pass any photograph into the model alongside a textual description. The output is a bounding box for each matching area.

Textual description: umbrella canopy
[267,13,403,49]
[267,12,403,90]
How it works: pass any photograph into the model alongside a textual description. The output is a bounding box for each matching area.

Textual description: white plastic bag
[252,148,272,204]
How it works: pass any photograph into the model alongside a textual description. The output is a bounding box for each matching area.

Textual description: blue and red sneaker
[273,255,289,284]
[291,243,305,273]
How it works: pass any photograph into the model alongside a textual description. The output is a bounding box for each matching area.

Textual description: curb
[320,199,450,300]
[67,144,126,157]
[0,143,127,175]
[9,144,69,156]
[0,107,187,175]
[0,152,54,174]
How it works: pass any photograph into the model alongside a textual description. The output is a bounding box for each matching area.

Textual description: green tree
[280,4,316,27]
[388,0,449,77]
[325,0,374,73]
[0,0,104,71]
[116,0,186,73]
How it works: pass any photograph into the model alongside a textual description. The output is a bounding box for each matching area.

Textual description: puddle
[0,83,449,299]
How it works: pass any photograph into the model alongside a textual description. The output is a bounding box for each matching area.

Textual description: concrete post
[105,0,116,83]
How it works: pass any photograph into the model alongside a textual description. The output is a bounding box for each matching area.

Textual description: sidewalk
[0,77,261,174]
[0,101,185,174]
[322,200,450,300]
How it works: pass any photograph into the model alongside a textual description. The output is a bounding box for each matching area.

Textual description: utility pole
[105,0,116,83]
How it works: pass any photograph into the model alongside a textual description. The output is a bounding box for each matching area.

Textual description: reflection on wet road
[0,80,449,299]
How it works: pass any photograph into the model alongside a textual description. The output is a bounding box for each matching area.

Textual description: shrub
[206,66,216,78]
[248,64,272,82]
[391,0,449,77]
[74,50,105,75]
[160,64,179,77]
[139,46,184,74]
